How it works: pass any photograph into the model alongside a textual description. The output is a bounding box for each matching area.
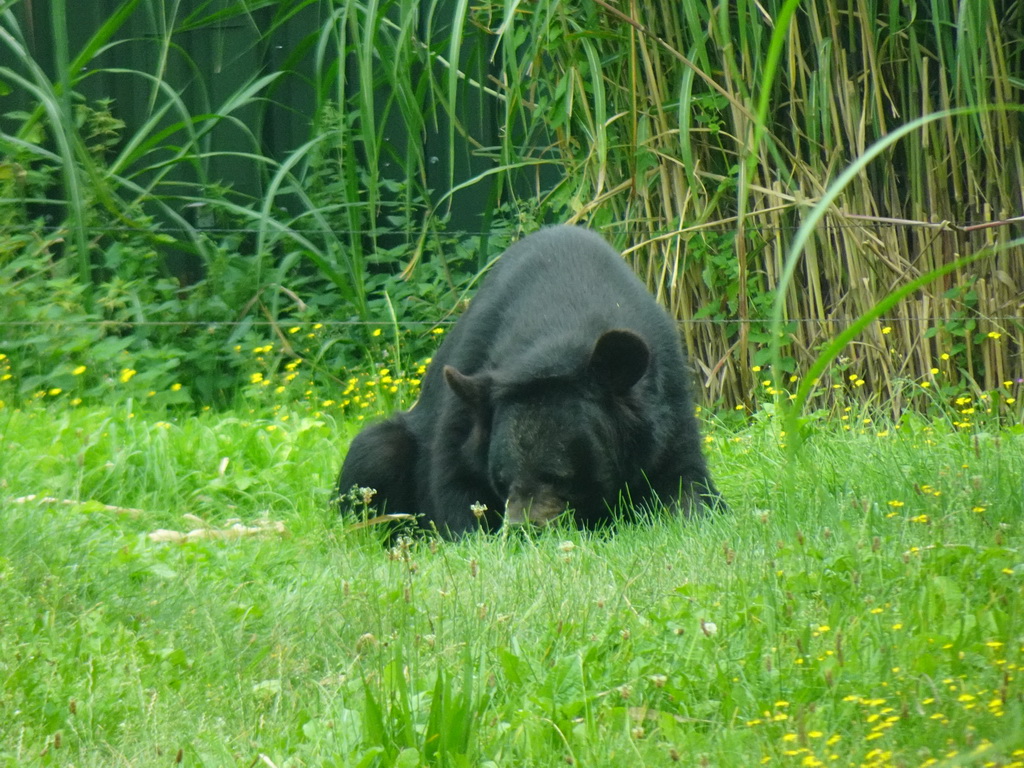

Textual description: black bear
[337,225,724,537]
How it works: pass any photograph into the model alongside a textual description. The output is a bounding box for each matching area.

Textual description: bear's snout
[504,489,567,528]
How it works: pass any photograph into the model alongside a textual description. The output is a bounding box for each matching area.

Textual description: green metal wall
[9,0,507,232]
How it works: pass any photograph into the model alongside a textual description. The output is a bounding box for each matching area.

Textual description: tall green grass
[1,0,1022,413]
[1,401,1022,766]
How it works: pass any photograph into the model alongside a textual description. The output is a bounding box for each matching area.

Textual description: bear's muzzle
[504,492,567,527]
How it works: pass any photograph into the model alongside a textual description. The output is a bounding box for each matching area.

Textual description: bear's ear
[444,365,491,408]
[588,329,650,394]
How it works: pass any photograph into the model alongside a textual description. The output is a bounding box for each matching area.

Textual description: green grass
[1,401,1023,767]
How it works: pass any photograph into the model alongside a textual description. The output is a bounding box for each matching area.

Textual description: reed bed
[481,0,1024,409]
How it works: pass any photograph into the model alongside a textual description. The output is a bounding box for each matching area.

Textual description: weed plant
[2,1,1021,412]
[1,390,1022,767]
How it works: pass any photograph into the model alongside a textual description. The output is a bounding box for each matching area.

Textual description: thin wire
[1,317,1022,329]
[4,219,1022,238]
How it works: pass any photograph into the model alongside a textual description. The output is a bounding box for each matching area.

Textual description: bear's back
[484,225,648,321]
[410,225,685,422]
[461,226,674,372]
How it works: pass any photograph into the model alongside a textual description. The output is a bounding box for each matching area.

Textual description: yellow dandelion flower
[73,365,87,375]
[881,326,892,334]
[987,331,1002,339]
[48,387,62,396]
[119,368,137,383]
[171,382,182,391]
[372,329,382,337]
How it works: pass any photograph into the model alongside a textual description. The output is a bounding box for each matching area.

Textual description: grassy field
[1,401,1022,767]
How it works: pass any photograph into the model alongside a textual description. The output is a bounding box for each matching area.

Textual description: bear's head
[444,329,651,527]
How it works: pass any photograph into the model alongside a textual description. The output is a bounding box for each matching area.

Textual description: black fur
[336,225,724,537]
